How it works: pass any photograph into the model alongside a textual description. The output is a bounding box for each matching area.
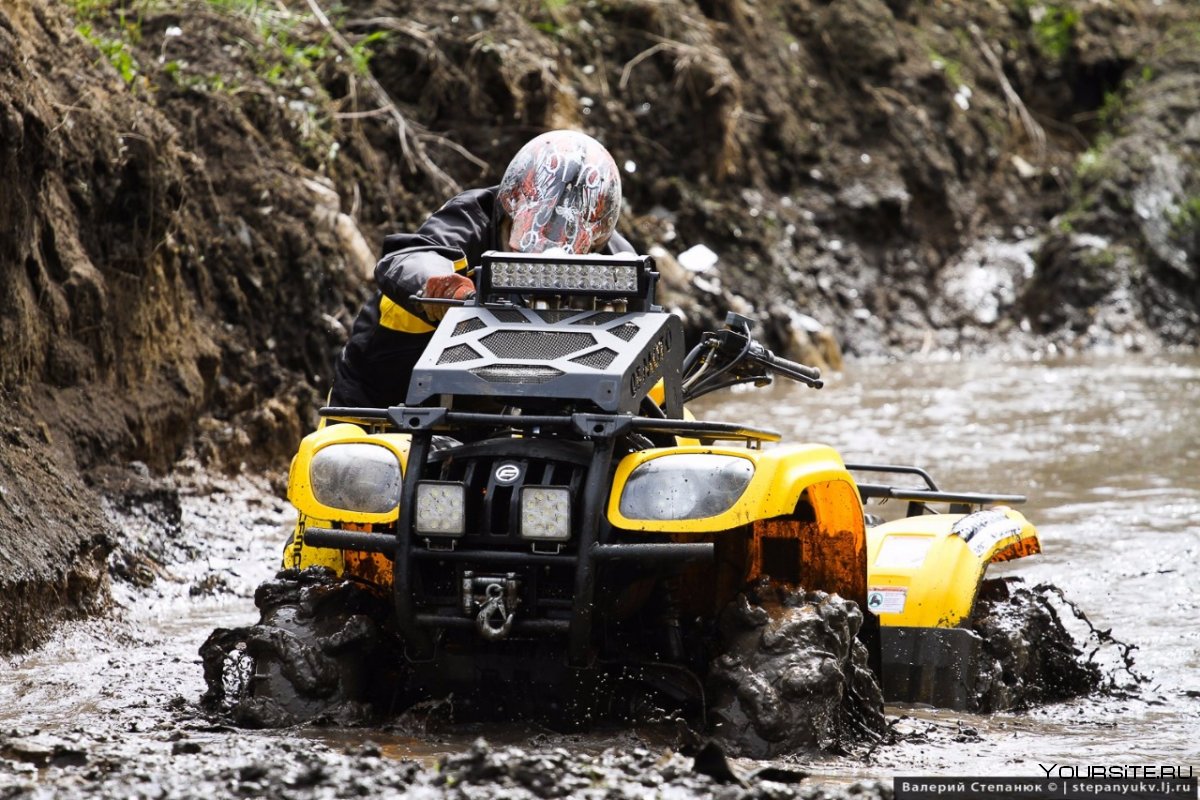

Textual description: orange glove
[421,273,475,320]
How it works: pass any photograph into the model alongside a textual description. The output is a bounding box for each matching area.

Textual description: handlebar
[683,325,824,403]
[746,341,823,387]
[408,294,470,306]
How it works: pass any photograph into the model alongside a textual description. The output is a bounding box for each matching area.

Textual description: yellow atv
[202,251,1087,753]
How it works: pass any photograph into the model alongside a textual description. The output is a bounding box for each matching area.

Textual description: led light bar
[478,251,657,309]
[415,481,466,536]
[520,486,572,541]
[491,261,639,293]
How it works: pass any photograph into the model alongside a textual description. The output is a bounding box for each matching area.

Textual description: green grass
[927,47,966,88]
[1169,196,1200,236]
[1014,1,1080,61]
[71,0,147,85]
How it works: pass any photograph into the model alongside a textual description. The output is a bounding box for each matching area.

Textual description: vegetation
[69,0,386,91]
[1169,196,1200,236]
[1014,1,1080,61]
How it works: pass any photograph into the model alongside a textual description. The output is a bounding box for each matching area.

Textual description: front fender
[606,443,855,533]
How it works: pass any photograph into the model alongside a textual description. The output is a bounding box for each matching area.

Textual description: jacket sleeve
[373,189,498,325]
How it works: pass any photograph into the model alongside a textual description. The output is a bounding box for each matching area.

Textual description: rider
[330,129,634,408]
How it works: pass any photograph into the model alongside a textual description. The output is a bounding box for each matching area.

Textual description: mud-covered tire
[969,577,1102,712]
[706,580,887,758]
[200,567,404,728]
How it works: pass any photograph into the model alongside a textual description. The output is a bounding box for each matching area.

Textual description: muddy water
[693,351,1200,771]
[2,353,1197,793]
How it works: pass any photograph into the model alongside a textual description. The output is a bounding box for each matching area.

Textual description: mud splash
[196,559,1123,762]
[969,578,1133,712]
[201,567,405,729]
[708,580,888,759]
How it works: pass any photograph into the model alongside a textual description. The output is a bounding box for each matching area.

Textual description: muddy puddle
[2,353,1198,795]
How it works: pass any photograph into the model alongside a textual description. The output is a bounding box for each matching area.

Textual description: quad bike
[203,251,1091,752]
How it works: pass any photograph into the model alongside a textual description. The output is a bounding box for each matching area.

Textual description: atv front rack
[320,405,783,444]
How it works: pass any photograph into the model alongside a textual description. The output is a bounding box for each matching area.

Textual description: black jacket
[331,186,634,408]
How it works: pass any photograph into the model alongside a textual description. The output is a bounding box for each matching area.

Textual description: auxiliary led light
[415,481,466,536]
[491,261,639,293]
[520,486,572,541]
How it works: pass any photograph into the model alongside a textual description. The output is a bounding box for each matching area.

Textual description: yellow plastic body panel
[287,423,412,525]
[866,508,1041,629]
[281,516,344,572]
[607,444,853,533]
[284,424,412,583]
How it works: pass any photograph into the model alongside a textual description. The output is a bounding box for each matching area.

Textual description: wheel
[200,567,404,728]
[706,579,886,758]
[969,577,1103,712]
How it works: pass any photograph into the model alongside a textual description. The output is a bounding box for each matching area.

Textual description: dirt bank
[1,0,1198,647]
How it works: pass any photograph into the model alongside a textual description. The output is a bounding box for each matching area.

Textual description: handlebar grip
[769,354,821,382]
[748,344,822,385]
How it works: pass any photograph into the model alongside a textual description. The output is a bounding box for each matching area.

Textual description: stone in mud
[707,580,886,758]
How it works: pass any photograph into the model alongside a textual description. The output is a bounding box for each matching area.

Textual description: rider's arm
[374,188,498,323]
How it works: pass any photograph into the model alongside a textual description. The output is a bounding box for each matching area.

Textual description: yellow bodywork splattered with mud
[865,508,1041,628]
[284,422,408,576]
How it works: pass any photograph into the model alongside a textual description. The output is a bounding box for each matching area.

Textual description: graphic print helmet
[497,130,622,254]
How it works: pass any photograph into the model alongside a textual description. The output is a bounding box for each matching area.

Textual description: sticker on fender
[867,587,907,614]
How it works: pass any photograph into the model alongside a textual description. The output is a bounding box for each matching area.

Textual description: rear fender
[866,508,1040,628]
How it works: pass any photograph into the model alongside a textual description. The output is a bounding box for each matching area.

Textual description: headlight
[310,443,401,514]
[415,481,466,536]
[618,454,754,521]
[520,486,571,541]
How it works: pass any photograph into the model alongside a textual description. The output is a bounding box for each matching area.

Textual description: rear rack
[846,462,1026,514]
[320,405,782,444]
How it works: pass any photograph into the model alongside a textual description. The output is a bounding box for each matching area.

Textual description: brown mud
[195,569,1118,763]
[708,581,887,758]
[200,567,406,730]
[969,578,1106,712]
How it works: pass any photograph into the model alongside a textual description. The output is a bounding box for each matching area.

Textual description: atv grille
[470,365,564,384]
[452,318,486,336]
[563,311,626,326]
[425,445,588,543]
[489,308,530,324]
[610,323,639,341]
[479,330,597,360]
[530,310,583,323]
[569,348,618,369]
[438,344,481,364]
